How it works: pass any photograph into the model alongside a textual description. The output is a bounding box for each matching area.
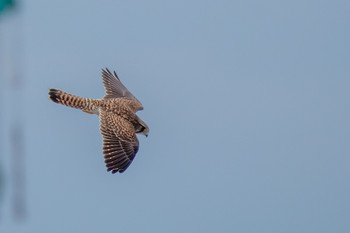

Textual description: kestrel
[48,68,149,174]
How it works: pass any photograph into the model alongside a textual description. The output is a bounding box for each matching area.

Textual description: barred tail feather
[48,88,100,114]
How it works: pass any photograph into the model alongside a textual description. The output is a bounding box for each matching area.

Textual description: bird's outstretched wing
[100,110,139,173]
[101,68,143,109]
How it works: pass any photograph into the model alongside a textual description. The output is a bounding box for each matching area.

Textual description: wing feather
[102,68,136,98]
[101,68,143,111]
[100,111,139,173]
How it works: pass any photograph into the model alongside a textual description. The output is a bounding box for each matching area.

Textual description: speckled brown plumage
[48,68,149,174]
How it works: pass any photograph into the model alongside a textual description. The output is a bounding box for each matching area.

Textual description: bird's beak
[145,134,148,137]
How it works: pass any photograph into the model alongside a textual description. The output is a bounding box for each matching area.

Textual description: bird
[48,68,149,174]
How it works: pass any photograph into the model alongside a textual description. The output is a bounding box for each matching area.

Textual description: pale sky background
[0,0,350,232]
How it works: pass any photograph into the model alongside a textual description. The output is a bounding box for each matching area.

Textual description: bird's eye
[136,125,145,133]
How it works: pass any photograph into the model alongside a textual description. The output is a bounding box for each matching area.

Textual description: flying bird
[48,68,149,173]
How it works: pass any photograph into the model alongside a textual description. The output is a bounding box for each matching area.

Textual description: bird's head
[135,119,149,137]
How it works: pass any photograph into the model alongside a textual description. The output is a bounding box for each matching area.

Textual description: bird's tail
[48,88,100,114]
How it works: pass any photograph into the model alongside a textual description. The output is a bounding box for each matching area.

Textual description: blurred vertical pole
[0,0,26,221]
[0,0,16,219]
[0,19,3,220]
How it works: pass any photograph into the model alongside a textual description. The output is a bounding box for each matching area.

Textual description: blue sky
[1,0,350,232]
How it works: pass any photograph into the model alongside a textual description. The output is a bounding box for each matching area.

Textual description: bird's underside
[48,68,149,174]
